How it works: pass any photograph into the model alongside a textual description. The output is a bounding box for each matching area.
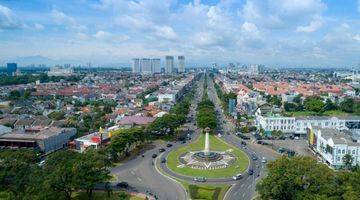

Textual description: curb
[154,154,189,200]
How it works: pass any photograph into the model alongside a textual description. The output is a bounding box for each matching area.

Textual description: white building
[48,66,74,76]
[151,58,161,73]
[309,126,360,169]
[178,56,185,73]
[141,58,152,74]
[165,56,174,74]
[132,58,141,73]
[255,107,360,136]
[158,93,176,103]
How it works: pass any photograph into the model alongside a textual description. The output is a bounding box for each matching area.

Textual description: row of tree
[197,76,217,129]
[256,156,360,200]
[213,78,237,114]
[0,74,82,86]
[0,149,111,200]
[284,95,360,115]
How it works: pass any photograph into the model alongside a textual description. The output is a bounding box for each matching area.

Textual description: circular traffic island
[166,133,249,179]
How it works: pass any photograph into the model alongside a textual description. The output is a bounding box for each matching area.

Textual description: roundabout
[165,128,250,179]
[179,127,237,170]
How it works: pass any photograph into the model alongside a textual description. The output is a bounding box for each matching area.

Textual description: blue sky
[0,0,359,67]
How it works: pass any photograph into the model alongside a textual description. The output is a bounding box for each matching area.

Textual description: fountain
[179,127,236,170]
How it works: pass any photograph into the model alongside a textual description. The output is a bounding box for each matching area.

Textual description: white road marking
[130,170,135,175]
[247,184,251,189]
[240,184,244,188]
[137,177,142,182]
[242,193,246,198]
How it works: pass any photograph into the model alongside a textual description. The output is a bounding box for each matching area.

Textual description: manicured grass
[180,181,230,200]
[285,110,352,117]
[73,191,144,200]
[167,133,249,178]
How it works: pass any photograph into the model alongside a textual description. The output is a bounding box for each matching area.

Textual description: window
[342,149,345,154]
[352,150,355,154]
[337,149,341,154]
[337,157,340,161]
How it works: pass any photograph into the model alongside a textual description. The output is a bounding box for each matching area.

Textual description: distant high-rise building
[6,63,17,76]
[151,58,161,73]
[178,56,185,73]
[250,64,259,74]
[141,58,152,74]
[132,58,141,73]
[132,58,161,74]
[165,56,174,74]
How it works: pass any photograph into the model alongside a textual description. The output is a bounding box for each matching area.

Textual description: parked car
[159,148,166,153]
[194,177,206,182]
[241,141,247,146]
[116,182,129,188]
[252,155,258,160]
[152,154,157,158]
[166,143,173,147]
[161,158,166,163]
[261,157,267,163]
[232,174,243,180]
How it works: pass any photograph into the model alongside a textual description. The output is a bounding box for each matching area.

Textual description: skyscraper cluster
[132,56,185,74]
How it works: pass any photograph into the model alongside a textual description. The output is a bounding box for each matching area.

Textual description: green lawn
[285,110,352,117]
[180,181,230,200]
[73,191,144,200]
[167,133,249,178]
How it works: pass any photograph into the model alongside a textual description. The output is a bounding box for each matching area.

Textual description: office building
[165,56,174,74]
[6,63,17,76]
[178,56,185,73]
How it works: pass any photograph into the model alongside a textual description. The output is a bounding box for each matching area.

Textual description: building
[132,58,161,74]
[141,58,152,74]
[0,127,76,154]
[165,56,174,74]
[7,63,17,76]
[308,126,360,169]
[132,58,141,73]
[151,58,161,73]
[75,128,112,153]
[48,66,74,76]
[117,116,155,129]
[178,56,185,73]
[255,108,360,137]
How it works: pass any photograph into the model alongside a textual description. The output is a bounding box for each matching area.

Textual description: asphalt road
[110,75,205,200]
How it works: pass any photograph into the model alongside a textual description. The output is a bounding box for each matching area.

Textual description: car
[257,140,263,144]
[181,140,186,144]
[289,135,295,140]
[232,174,243,180]
[159,148,165,153]
[166,143,173,147]
[247,169,254,175]
[261,157,267,163]
[294,136,300,140]
[152,154,157,158]
[193,177,206,182]
[241,141,247,146]
[252,155,258,160]
[161,158,166,163]
[116,182,129,188]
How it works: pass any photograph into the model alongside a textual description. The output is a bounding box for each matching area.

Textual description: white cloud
[93,30,111,40]
[354,34,360,41]
[0,5,23,30]
[358,0,360,13]
[51,9,87,31]
[241,22,259,35]
[154,26,177,40]
[76,32,89,40]
[296,17,323,33]
[34,23,44,30]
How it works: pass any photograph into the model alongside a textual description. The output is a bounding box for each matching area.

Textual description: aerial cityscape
[0,1,360,200]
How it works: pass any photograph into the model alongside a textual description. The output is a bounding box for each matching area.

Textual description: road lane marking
[247,184,251,189]
[242,193,246,198]
[240,184,244,188]
[137,177,142,182]
[130,170,135,175]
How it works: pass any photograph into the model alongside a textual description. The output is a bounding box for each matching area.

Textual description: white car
[232,174,243,180]
[261,157,267,163]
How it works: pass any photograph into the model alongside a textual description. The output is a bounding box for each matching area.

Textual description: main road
[110,75,205,200]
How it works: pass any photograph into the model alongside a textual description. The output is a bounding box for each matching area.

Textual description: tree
[9,90,21,100]
[304,96,325,113]
[256,156,336,200]
[340,98,354,113]
[293,94,302,104]
[48,111,66,120]
[342,154,354,170]
[0,149,41,199]
[323,99,337,111]
[44,150,80,200]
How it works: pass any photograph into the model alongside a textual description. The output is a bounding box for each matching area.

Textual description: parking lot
[261,139,315,158]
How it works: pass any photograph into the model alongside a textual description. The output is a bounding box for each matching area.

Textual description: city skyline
[0,0,360,67]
